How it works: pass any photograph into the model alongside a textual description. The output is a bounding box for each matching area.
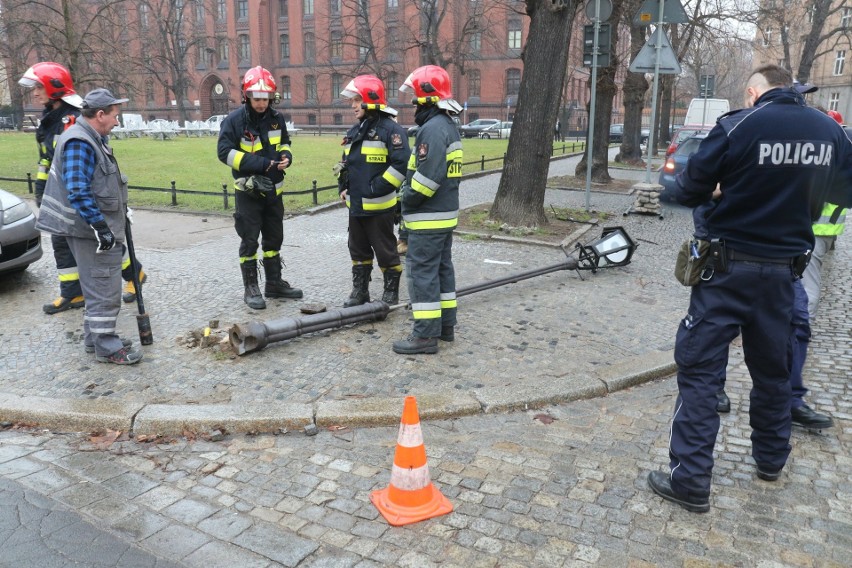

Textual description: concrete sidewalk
[0,153,843,436]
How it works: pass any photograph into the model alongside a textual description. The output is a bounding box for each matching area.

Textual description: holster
[792,250,811,278]
[702,238,728,280]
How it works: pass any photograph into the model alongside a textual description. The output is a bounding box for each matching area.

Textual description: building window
[306,75,317,101]
[762,28,771,47]
[304,0,314,17]
[330,31,342,58]
[468,69,480,98]
[833,50,846,76]
[333,113,343,125]
[308,114,317,125]
[195,0,205,24]
[331,73,342,97]
[359,34,370,58]
[387,72,398,94]
[508,20,521,50]
[217,0,226,20]
[145,83,155,104]
[842,8,851,29]
[280,34,290,59]
[304,32,316,61]
[236,0,248,20]
[470,31,481,53]
[218,38,229,62]
[197,45,210,68]
[386,25,398,55]
[330,0,341,15]
[387,0,398,7]
[828,92,840,111]
[279,0,288,18]
[140,4,149,29]
[358,0,369,17]
[506,68,520,96]
[238,34,250,62]
[281,76,292,100]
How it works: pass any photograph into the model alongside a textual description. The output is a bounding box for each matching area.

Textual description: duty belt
[726,250,793,265]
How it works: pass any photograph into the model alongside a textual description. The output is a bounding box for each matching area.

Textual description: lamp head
[575,226,637,272]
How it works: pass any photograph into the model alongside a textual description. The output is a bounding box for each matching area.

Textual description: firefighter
[336,75,408,307]
[393,65,463,355]
[19,62,148,315]
[217,66,302,310]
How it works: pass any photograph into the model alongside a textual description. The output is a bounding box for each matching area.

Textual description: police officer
[648,64,852,512]
[392,65,463,355]
[337,75,408,307]
[217,66,302,310]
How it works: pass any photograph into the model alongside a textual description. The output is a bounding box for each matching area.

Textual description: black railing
[1,144,584,211]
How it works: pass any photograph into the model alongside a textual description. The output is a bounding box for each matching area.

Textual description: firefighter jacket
[674,87,852,258]
[813,202,847,236]
[340,113,409,216]
[36,118,128,243]
[34,102,79,203]
[217,105,292,195]
[401,111,462,233]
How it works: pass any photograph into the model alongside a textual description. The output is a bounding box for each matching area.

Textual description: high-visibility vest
[813,203,846,236]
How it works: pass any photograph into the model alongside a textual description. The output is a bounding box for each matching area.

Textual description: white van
[683,98,730,127]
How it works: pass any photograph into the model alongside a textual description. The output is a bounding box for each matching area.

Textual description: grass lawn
[0,131,581,213]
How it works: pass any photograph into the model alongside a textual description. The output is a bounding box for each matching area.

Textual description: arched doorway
[199,74,232,118]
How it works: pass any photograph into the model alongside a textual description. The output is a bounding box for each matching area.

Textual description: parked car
[0,188,42,276]
[478,121,512,139]
[658,133,707,202]
[665,125,713,157]
[459,118,500,138]
[609,124,649,145]
[407,116,461,137]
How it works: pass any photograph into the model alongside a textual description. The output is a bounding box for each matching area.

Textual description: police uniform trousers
[406,231,457,338]
[789,279,811,408]
[670,260,794,497]
[51,234,83,298]
[65,237,125,356]
[234,190,284,261]
[348,211,399,268]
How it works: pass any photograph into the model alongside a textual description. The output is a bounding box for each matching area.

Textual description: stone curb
[0,350,675,436]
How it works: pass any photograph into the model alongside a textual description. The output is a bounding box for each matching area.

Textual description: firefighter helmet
[242,66,276,100]
[340,75,387,110]
[827,110,843,125]
[400,65,462,113]
[18,62,83,108]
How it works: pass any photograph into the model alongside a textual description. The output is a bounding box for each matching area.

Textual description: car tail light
[663,158,676,172]
[665,144,677,156]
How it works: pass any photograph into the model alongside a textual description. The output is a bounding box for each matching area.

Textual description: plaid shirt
[62,139,104,226]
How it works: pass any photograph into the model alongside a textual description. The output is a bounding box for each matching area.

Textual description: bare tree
[490,0,581,227]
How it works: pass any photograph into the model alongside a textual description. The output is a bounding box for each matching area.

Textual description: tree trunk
[658,75,673,145]
[615,23,649,166]
[574,66,616,183]
[489,0,579,228]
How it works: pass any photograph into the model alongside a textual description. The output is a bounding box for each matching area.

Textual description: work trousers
[406,231,457,338]
[65,237,125,356]
[234,190,284,261]
[801,235,833,319]
[789,279,811,408]
[669,260,795,497]
[348,211,399,269]
[51,234,82,299]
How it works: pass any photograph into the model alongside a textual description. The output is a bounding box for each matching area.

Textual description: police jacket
[675,87,852,258]
[401,110,462,233]
[34,102,80,202]
[217,104,292,195]
[341,112,409,216]
[36,119,128,243]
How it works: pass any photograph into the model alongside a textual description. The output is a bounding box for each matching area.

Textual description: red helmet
[400,65,462,113]
[242,66,276,99]
[340,75,386,110]
[18,62,83,108]
[827,110,843,125]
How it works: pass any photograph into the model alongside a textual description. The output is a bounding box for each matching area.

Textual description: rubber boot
[344,265,372,307]
[263,258,303,299]
[240,261,266,310]
[123,269,147,303]
[381,269,401,305]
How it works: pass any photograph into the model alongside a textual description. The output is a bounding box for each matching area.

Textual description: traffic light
[583,23,611,68]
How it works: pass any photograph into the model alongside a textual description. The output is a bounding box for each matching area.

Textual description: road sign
[699,75,715,98]
[628,27,681,74]
[583,23,611,68]
[633,0,689,26]
[585,0,613,22]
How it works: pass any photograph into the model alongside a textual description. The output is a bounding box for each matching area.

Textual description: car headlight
[2,201,34,225]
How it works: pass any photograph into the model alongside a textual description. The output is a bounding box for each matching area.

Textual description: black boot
[344,265,372,307]
[240,261,266,310]
[263,257,303,299]
[392,334,438,355]
[381,269,401,305]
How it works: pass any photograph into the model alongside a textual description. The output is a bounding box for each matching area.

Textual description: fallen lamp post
[229,227,637,355]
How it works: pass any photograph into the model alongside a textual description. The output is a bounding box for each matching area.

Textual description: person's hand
[278,156,290,170]
[712,184,722,200]
[340,189,347,202]
[91,220,116,252]
[126,207,134,224]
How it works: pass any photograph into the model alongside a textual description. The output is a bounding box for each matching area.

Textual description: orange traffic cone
[370,396,453,526]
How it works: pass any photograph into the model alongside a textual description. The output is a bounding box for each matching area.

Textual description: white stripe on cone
[390,463,431,491]
[397,422,423,448]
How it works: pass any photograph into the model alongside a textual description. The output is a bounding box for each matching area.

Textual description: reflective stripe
[86,315,116,334]
[268,130,282,145]
[412,301,441,320]
[345,194,351,208]
[440,291,457,310]
[382,166,404,188]
[239,255,258,263]
[407,154,417,170]
[263,250,280,258]
[278,143,291,153]
[352,259,373,266]
[239,137,263,153]
[447,144,463,178]
[412,171,439,197]
[813,203,846,236]
[390,463,431,490]
[57,267,79,282]
[362,141,388,163]
[403,210,459,231]
[227,149,245,170]
[362,192,397,211]
[343,143,352,157]
[397,422,424,448]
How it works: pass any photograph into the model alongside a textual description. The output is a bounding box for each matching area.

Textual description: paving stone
[234,522,319,566]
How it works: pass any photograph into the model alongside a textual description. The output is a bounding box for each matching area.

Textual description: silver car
[0,189,42,275]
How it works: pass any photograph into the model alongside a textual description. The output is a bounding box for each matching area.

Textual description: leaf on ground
[533,413,557,424]
[89,429,122,448]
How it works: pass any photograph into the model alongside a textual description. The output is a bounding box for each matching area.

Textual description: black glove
[91,220,116,252]
[394,201,402,225]
[245,175,276,198]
